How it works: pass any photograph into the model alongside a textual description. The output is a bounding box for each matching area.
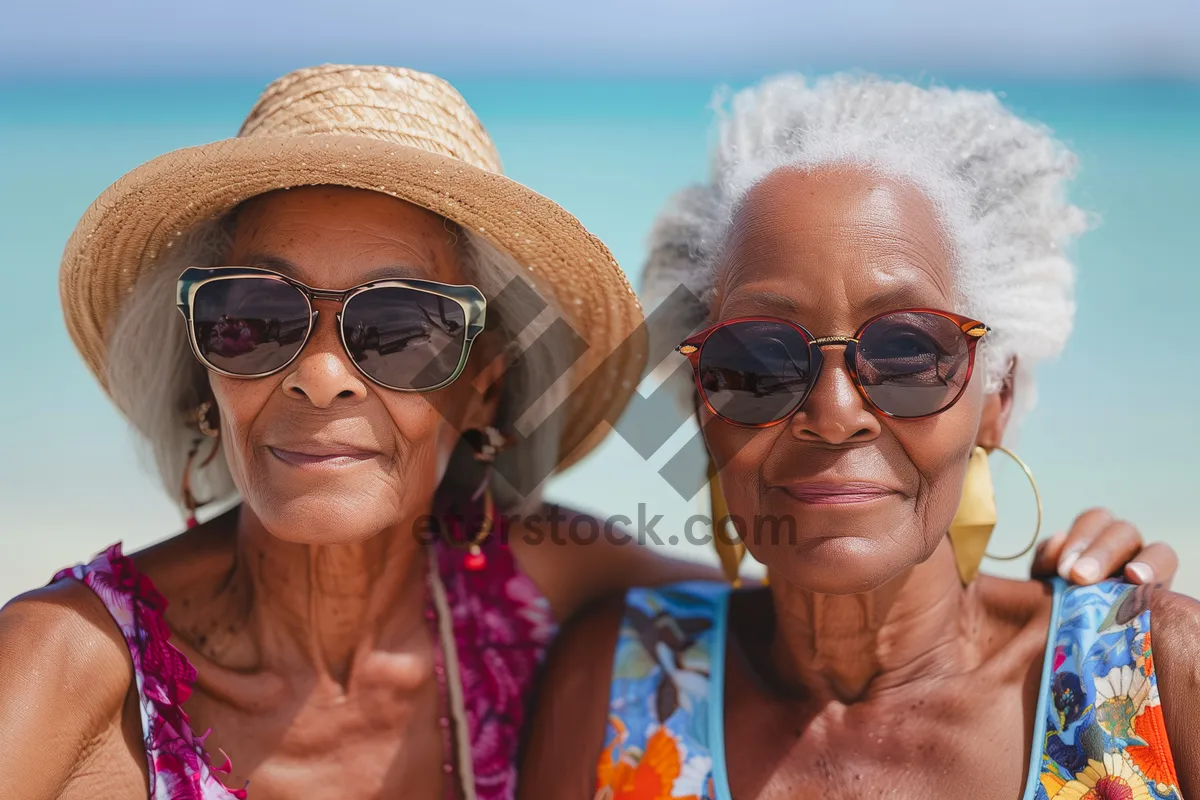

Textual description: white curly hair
[643,73,1091,423]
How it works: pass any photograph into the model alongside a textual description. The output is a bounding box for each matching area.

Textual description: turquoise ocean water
[1,77,1197,598]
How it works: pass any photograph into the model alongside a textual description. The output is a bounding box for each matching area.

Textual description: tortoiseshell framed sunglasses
[677,309,989,426]
[176,266,487,392]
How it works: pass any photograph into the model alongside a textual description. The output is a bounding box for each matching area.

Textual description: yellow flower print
[1053,753,1151,800]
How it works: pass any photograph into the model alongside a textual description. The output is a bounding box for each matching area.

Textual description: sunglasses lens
[697,320,813,425]
[192,278,311,375]
[342,288,468,390]
[856,311,971,417]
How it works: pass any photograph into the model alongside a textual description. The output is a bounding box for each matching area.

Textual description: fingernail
[1057,550,1081,580]
[1072,556,1101,583]
[1046,531,1067,548]
[1127,562,1153,584]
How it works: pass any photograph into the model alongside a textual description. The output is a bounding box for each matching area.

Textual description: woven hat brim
[60,133,647,469]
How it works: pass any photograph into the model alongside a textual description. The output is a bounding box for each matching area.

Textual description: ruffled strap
[434,520,557,800]
[52,544,247,800]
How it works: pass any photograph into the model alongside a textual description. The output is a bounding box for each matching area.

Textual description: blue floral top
[594,580,1182,800]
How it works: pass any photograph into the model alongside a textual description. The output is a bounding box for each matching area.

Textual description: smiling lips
[268,445,380,468]
[783,481,897,505]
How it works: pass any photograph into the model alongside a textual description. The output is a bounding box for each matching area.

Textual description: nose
[281,309,368,408]
[788,345,881,445]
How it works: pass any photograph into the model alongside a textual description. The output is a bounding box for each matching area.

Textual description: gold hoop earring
[948,445,1042,584]
[709,459,744,587]
[985,445,1043,561]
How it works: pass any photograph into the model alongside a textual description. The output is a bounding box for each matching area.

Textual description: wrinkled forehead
[229,186,466,290]
[712,166,957,326]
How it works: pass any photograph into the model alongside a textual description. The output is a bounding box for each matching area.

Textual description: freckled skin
[518,168,1200,800]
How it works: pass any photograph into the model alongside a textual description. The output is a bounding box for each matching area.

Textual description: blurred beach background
[1,0,1197,599]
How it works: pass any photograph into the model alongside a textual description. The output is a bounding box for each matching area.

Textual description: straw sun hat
[60,64,647,467]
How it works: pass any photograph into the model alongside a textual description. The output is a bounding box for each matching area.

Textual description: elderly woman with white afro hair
[520,74,1199,799]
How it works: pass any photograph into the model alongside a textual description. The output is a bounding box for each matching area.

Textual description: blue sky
[1,0,1197,596]
[2,0,1198,79]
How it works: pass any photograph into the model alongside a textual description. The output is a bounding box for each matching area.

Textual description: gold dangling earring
[463,486,495,571]
[182,401,221,528]
[709,459,744,587]
[948,445,1043,584]
[440,426,504,571]
[948,447,996,584]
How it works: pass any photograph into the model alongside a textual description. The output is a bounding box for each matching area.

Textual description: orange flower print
[597,717,631,791]
[1126,705,1180,795]
[595,725,707,800]
[1133,631,1153,677]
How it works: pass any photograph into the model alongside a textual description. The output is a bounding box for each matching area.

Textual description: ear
[976,358,1017,450]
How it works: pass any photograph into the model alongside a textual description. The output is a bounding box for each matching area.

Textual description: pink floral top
[51,538,556,800]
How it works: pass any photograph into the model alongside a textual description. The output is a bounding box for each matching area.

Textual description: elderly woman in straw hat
[0,65,1178,800]
[0,64,712,800]
[520,74,1200,799]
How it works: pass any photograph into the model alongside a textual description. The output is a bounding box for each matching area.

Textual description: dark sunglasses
[677,309,989,426]
[176,267,486,392]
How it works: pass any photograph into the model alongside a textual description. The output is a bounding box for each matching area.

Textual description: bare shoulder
[1145,587,1200,795]
[1143,586,1200,672]
[0,579,136,796]
[1148,584,1200,637]
[0,579,133,722]
[509,502,716,622]
[517,594,626,800]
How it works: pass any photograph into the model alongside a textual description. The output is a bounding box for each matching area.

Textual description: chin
[247,487,406,546]
[752,534,917,595]
[741,494,927,593]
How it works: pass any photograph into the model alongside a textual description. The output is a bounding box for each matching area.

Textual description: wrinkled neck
[232,505,428,685]
[765,536,977,704]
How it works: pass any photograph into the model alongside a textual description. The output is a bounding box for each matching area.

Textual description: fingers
[1030,507,1175,588]
[1124,542,1178,589]
[1031,530,1068,577]
[1050,508,1116,580]
[1053,508,1143,585]
[1066,519,1141,584]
